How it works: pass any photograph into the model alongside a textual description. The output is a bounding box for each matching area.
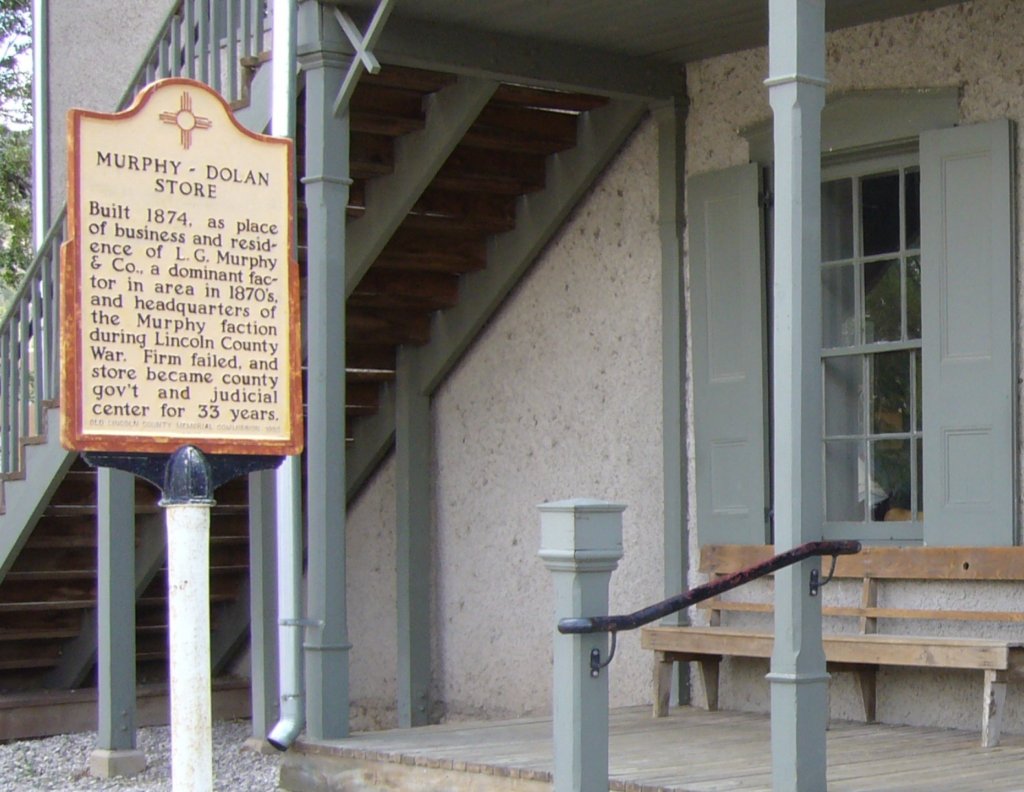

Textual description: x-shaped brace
[332,0,395,116]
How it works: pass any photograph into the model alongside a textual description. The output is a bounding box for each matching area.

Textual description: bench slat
[701,545,1024,581]
[641,627,1021,670]
[699,600,1024,623]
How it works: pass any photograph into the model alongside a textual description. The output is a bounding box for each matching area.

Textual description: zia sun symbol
[159,91,212,150]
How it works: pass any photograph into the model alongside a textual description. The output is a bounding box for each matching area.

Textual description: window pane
[826,440,864,521]
[822,178,853,262]
[824,355,863,435]
[872,351,910,434]
[864,259,901,343]
[862,172,901,255]
[907,256,921,339]
[914,350,922,432]
[872,439,911,521]
[916,437,924,519]
[822,265,856,348]
[905,169,921,250]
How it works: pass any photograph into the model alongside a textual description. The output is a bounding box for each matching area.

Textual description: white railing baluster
[241,0,252,60]
[8,312,20,470]
[184,0,196,79]
[226,0,238,103]
[197,0,209,85]
[49,227,62,402]
[254,0,265,56]
[1,330,10,473]
[31,271,43,434]
[18,296,29,438]
[158,35,170,79]
[171,15,183,78]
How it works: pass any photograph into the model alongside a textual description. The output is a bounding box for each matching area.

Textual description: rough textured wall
[48,0,174,214]
[346,455,400,731]
[431,118,663,719]
[345,118,665,725]
[684,0,1024,734]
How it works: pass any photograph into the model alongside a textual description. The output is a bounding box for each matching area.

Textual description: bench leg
[982,670,1007,748]
[854,666,877,723]
[696,658,720,711]
[653,652,673,717]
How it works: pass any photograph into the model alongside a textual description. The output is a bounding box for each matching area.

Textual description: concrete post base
[89,748,147,778]
[244,736,282,755]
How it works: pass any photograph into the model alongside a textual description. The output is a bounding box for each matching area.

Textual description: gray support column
[395,348,431,727]
[247,471,279,741]
[765,1,828,791]
[538,499,625,792]
[90,468,146,779]
[299,1,351,740]
[653,92,690,707]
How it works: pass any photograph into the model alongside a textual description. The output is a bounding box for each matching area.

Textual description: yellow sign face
[61,78,303,455]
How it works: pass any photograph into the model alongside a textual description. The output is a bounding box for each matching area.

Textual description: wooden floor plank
[291,706,1024,792]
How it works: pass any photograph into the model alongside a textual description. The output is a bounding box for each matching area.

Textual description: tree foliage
[0,0,29,304]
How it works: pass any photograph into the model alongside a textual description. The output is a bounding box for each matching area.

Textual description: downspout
[32,0,49,248]
[267,0,304,752]
[267,457,305,750]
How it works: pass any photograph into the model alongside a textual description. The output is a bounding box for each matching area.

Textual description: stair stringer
[0,406,76,582]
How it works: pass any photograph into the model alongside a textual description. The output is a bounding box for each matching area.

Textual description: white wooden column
[765,1,829,791]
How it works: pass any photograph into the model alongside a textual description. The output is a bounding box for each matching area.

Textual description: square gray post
[299,0,352,740]
[247,470,279,742]
[538,499,625,792]
[765,1,829,790]
[91,467,146,779]
[653,92,691,707]
[396,347,432,727]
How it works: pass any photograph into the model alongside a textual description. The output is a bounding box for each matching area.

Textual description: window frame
[819,151,925,545]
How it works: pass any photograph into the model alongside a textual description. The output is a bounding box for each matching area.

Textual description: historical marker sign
[61,78,303,455]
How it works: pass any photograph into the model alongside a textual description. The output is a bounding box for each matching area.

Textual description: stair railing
[538,498,862,792]
[0,0,268,476]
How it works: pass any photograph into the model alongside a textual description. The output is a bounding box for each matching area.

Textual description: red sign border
[61,78,304,456]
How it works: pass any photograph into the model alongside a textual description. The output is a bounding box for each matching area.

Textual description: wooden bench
[640,545,1024,747]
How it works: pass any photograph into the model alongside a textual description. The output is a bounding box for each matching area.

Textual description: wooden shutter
[690,164,769,546]
[921,119,1015,546]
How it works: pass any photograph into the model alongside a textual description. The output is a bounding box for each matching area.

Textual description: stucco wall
[47,0,175,215]
[684,0,1024,734]
[347,455,400,732]
[345,118,665,723]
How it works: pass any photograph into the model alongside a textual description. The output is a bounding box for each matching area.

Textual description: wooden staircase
[0,456,250,692]
[330,66,612,432]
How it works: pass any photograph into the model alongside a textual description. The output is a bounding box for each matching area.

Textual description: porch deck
[282,705,1024,792]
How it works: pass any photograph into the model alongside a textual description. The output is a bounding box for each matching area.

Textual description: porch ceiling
[342,0,965,65]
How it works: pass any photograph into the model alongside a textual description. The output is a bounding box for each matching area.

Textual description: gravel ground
[0,720,282,791]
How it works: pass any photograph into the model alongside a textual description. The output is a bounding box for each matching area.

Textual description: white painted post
[765,1,829,791]
[166,503,214,792]
[161,446,216,792]
[538,498,625,792]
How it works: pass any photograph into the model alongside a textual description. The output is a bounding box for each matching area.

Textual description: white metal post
[765,1,829,791]
[539,498,625,792]
[161,446,217,792]
[166,502,213,792]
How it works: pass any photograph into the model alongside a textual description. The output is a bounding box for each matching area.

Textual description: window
[690,114,1014,548]
[821,157,924,543]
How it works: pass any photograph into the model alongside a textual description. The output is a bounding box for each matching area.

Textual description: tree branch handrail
[558,539,862,635]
